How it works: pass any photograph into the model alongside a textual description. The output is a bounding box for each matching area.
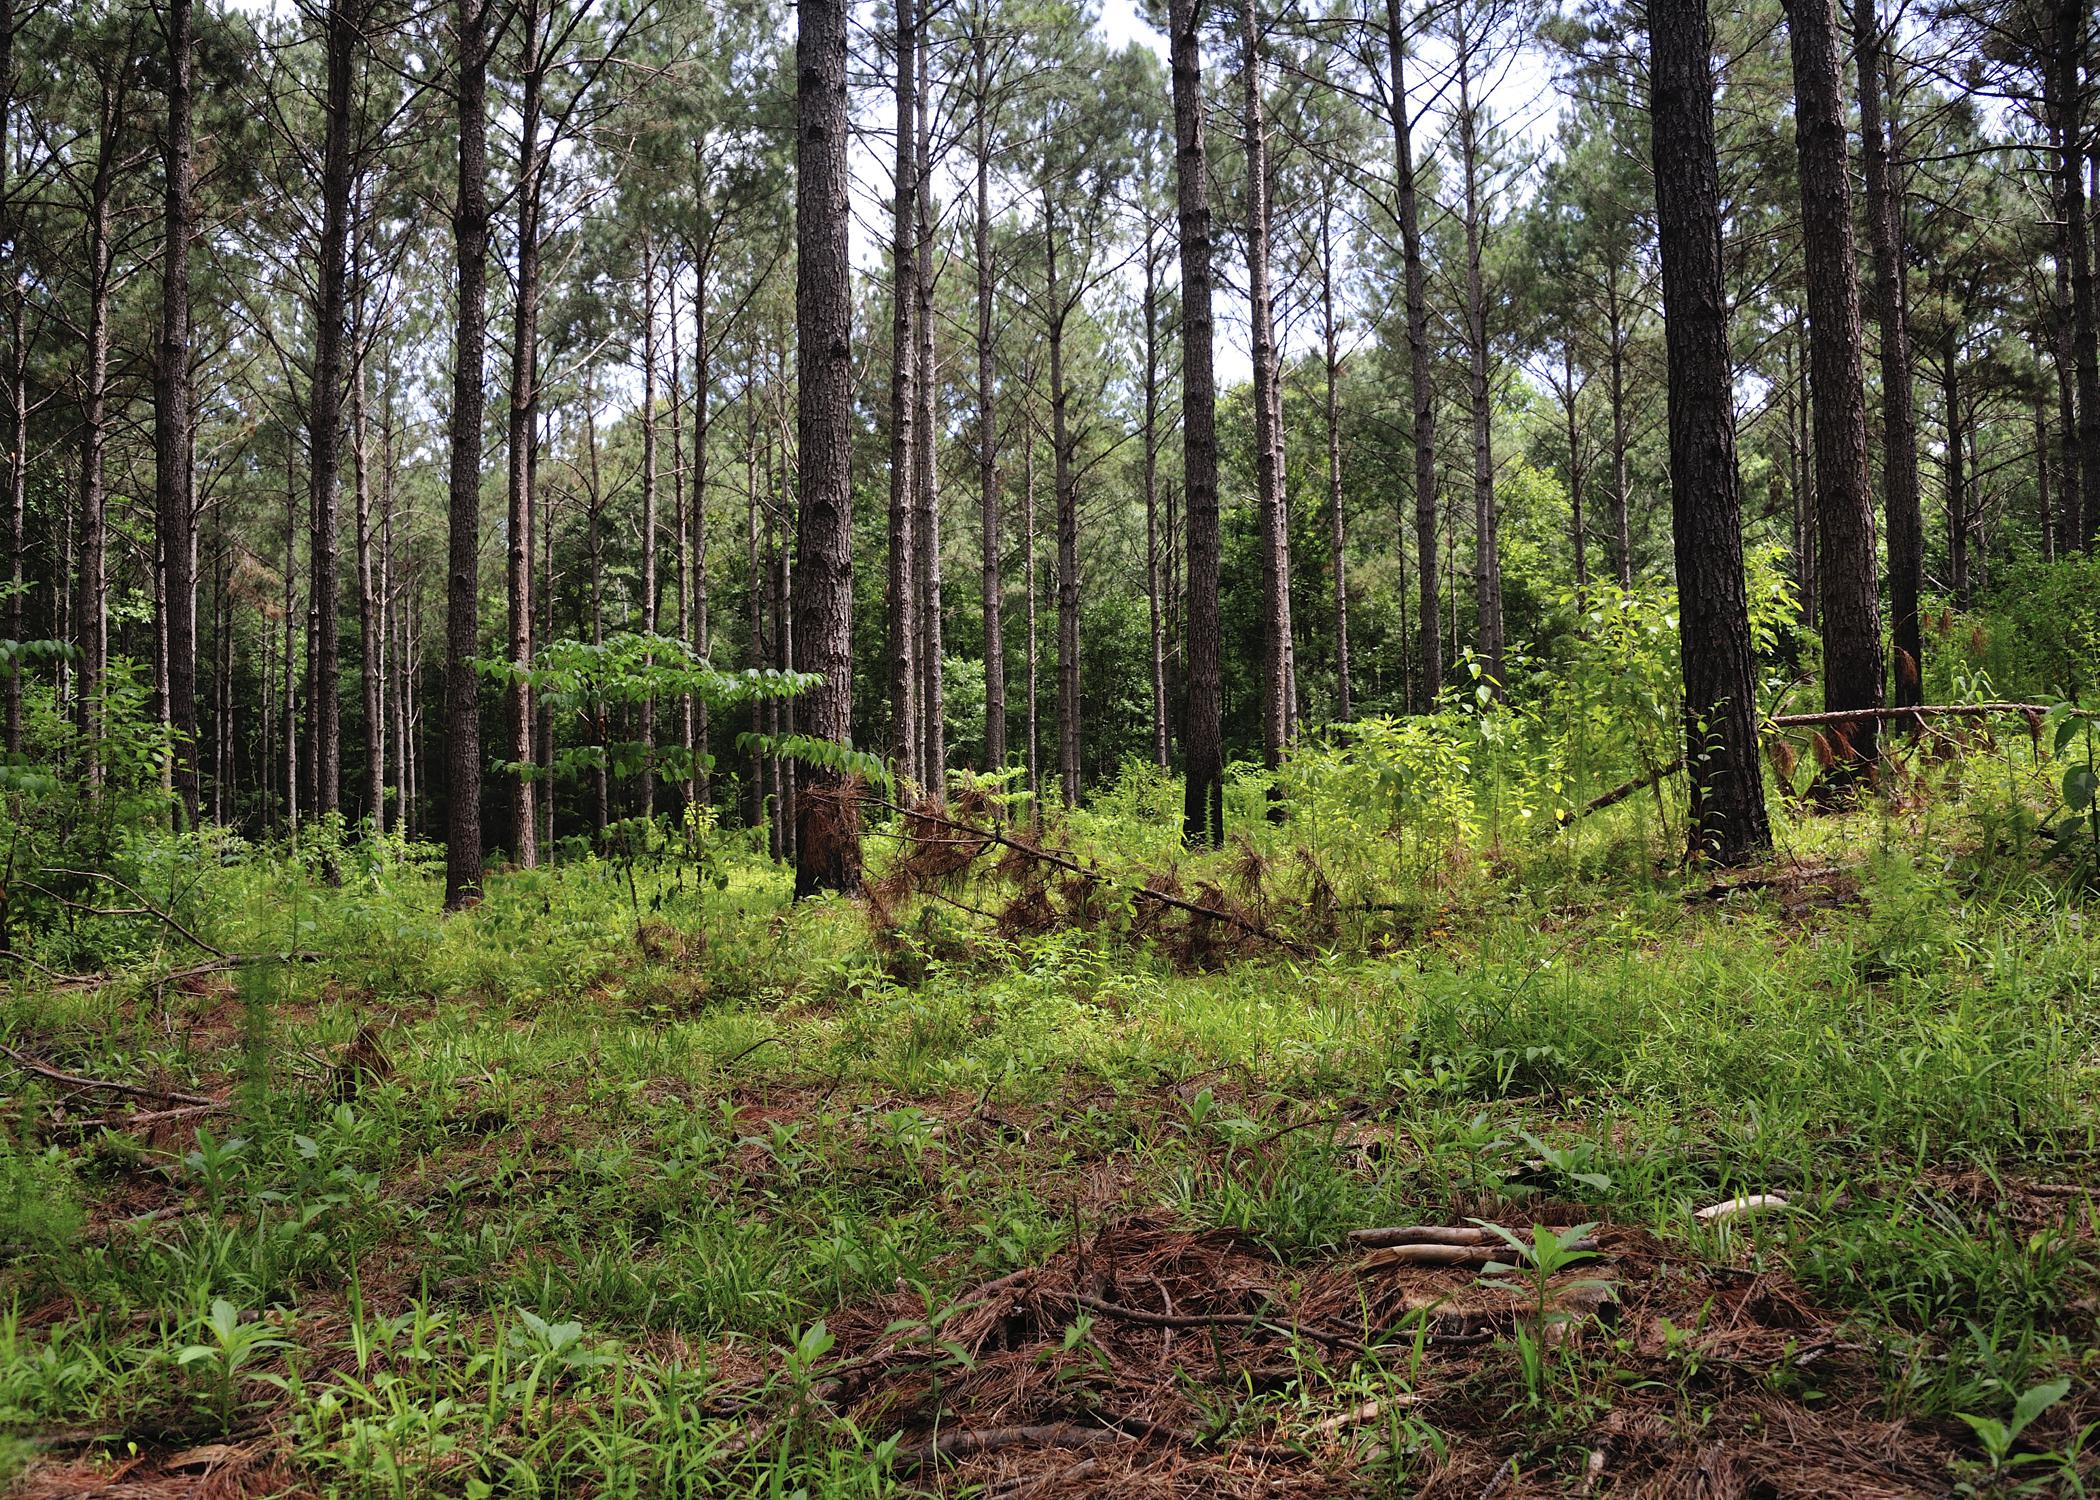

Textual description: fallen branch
[1573,758,1685,821]
[1695,1193,1791,1222]
[868,796,1314,957]
[57,1101,226,1134]
[1347,1224,1582,1249]
[1358,1239,1599,1271]
[1,1043,218,1107]
[1309,1395,1418,1438]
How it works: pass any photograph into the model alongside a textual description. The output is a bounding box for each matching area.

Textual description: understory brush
[4,721,2100,1495]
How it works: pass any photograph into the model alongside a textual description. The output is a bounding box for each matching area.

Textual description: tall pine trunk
[640,242,660,822]
[886,0,920,785]
[1383,0,1439,702]
[158,0,200,825]
[1241,0,1292,778]
[505,0,546,865]
[1320,190,1350,721]
[1170,0,1223,845]
[974,30,1004,773]
[1854,0,1923,708]
[308,0,361,823]
[1046,226,1080,807]
[1143,229,1170,765]
[444,0,491,907]
[1783,0,1883,772]
[1649,0,1772,865]
[792,0,860,895]
[77,112,115,790]
[1454,47,1502,693]
[914,37,944,786]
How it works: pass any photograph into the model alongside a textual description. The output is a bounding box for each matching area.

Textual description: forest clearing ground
[4,797,2100,1497]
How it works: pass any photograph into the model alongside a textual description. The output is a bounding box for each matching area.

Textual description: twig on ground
[1357,1239,1599,1270]
[58,1101,226,1134]
[1348,1224,1580,1249]
[1309,1395,1418,1437]
[1,1043,219,1107]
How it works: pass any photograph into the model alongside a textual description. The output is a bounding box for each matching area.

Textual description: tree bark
[640,240,660,822]
[1321,191,1350,721]
[76,106,116,791]
[1047,224,1080,807]
[792,0,860,895]
[1783,0,1883,772]
[158,0,200,825]
[2053,0,2100,550]
[887,0,920,785]
[1454,35,1502,693]
[444,0,491,907]
[505,0,546,865]
[1853,0,1922,708]
[307,0,362,823]
[1143,227,1171,765]
[915,32,945,788]
[1022,402,1039,801]
[1242,0,1292,777]
[974,29,1004,773]
[1649,0,1773,865]
[1170,0,1223,846]
[1606,281,1632,588]
[1384,0,1439,701]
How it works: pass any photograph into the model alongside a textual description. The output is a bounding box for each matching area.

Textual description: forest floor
[4,792,2100,1497]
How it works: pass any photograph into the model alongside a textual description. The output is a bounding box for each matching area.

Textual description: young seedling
[176,1298,291,1433]
[1956,1376,2070,1474]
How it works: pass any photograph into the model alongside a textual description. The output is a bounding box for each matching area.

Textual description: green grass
[4,770,2100,1496]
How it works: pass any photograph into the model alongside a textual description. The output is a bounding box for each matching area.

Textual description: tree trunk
[1943,347,1969,609]
[1563,342,1588,597]
[1455,44,1502,693]
[1783,0,1883,772]
[792,0,860,895]
[6,263,24,757]
[307,0,360,823]
[915,32,945,788]
[1606,281,1632,588]
[1023,404,1039,801]
[1384,0,1439,701]
[1321,194,1350,721]
[2053,0,2100,549]
[690,249,713,806]
[444,0,491,907]
[1242,0,1292,776]
[1854,0,1922,708]
[1170,0,1224,846]
[887,0,920,785]
[1143,229,1171,764]
[77,117,114,791]
[974,30,1004,773]
[505,0,545,865]
[1047,228,1081,807]
[1649,0,1773,864]
[353,340,384,829]
[640,240,660,822]
[158,0,200,825]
